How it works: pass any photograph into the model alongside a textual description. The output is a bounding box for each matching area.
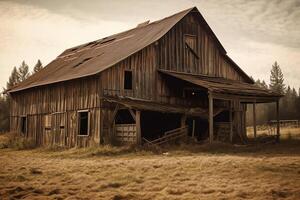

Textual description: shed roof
[8,7,252,93]
[159,70,282,100]
[103,96,224,118]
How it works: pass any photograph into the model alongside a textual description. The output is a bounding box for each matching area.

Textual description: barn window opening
[44,114,52,130]
[73,57,92,68]
[20,116,27,134]
[78,111,89,136]
[124,70,133,90]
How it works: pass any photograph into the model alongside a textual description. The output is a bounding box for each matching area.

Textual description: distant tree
[269,61,285,94]
[6,66,20,90]
[33,59,43,73]
[18,61,30,82]
[0,95,9,132]
[255,79,268,89]
[292,88,297,98]
[261,80,268,89]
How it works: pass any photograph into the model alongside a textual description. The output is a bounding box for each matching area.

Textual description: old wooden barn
[7,7,282,147]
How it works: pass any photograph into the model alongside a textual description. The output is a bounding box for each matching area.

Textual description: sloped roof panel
[159,70,281,98]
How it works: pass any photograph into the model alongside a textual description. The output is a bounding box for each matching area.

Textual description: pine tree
[261,80,268,89]
[269,61,285,94]
[18,61,30,82]
[33,59,43,73]
[6,66,20,89]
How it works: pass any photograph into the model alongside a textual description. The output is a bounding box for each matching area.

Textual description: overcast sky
[0,0,299,90]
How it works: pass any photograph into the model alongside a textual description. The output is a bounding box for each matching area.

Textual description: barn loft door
[51,112,66,146]
[184,34,198,73]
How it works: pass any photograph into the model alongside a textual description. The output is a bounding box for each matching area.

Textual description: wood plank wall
[99,45,156,101]
[10,76,101,147]
[157,13,248,82]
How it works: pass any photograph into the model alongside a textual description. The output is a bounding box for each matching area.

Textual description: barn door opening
[51,112,66,146]
[186,117,208,141]
[20,116,27,136]
[141,111,181,141]
[114,109,136,143]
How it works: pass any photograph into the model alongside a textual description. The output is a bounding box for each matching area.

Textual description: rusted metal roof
[159,70,282,98]
[8,7,251,93]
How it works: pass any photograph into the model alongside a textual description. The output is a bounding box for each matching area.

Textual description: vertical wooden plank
[253,102,257,140]
[181,115,186,127]
[229,100,233,143]
[192,120,195,138]
[276,100,280,143]
[136,110,141,145]
[209,93,214,144]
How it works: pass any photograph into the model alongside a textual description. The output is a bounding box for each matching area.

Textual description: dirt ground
[1,129,300,200]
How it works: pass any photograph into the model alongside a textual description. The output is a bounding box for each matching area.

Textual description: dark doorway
[78,111,89,136]
[186,117,208,141]
[20,116,27,135]
[141,111,181,141]
[115,109,135,124]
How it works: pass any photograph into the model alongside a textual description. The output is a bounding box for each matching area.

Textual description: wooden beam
[109,104,120,126]
[136,110,141,145]
[253,102,257,140]
[276,100,280,143]
[209,93,214,144]
[229,101,233,143]
[192,120,195,138]
[181,115,187,127]
[129,109,136,121]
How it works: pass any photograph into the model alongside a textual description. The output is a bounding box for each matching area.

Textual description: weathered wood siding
[10,76,101,147]
[99,45,157,100]
[157,13,248,82]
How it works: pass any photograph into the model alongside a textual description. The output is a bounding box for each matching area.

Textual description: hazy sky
[0,0,299,90]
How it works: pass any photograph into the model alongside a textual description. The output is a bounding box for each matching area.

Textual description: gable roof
[8,7,252,93]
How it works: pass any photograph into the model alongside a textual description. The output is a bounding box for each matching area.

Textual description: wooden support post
[229,100,233,143]
[136,110,141,145]
[253,102,257,140]
[181,115,187,127]
[209,93,214,144]
[192,120,195,138]
[276,100,280,143]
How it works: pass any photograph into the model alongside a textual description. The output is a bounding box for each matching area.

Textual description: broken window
[44,114,52,130]
[124,70,133,90]
[78,111,89,136]
[20,116,27,135]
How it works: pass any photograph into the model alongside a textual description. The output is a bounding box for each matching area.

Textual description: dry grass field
[0,128,300,200]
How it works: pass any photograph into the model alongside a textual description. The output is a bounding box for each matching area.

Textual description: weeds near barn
[0,127,300,199]
[0,132,35,150]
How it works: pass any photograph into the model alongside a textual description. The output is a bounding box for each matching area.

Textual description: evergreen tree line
[246,61,300,125]
[0,60,43,132]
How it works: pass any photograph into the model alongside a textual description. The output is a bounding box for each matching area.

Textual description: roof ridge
[62,7,195,54]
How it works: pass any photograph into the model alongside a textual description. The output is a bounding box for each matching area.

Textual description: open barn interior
[141,111,181,141]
